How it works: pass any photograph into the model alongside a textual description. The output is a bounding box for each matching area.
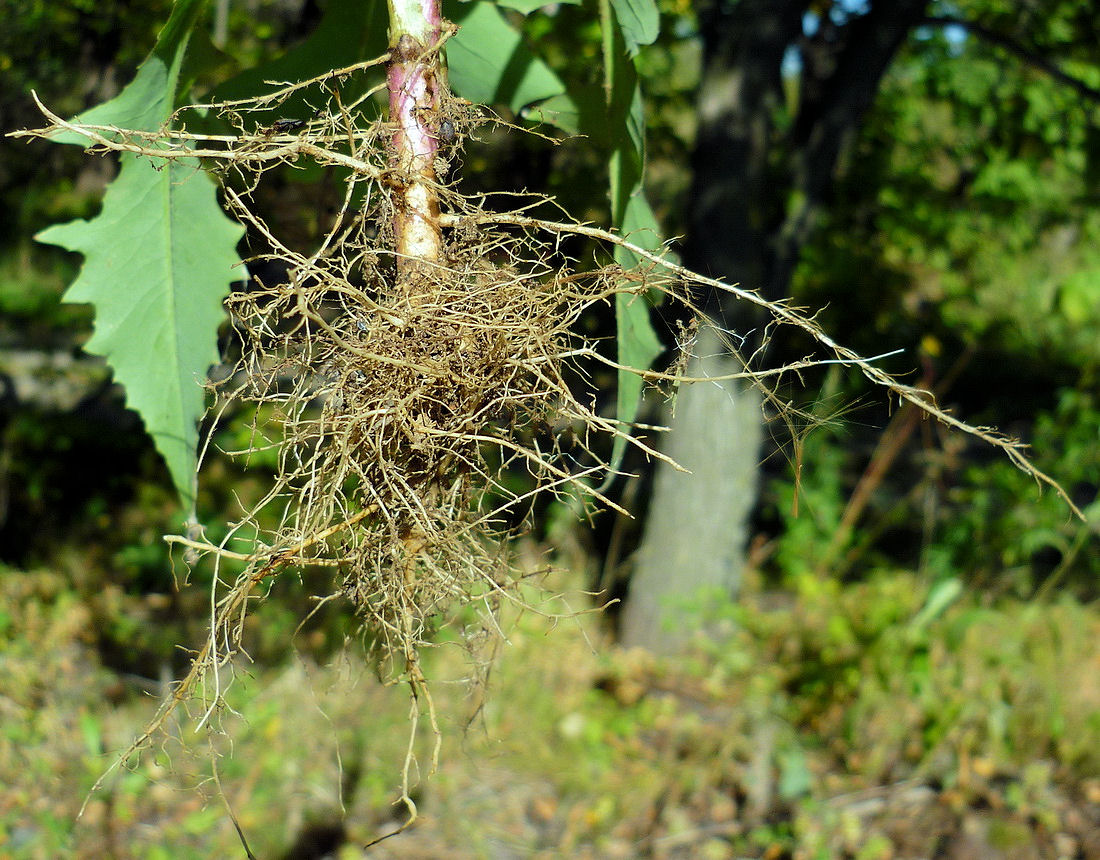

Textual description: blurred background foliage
[768,5,1100,600]
[1,0,1099,856]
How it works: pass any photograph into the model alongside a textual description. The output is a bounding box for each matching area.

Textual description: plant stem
[387,0,445,288]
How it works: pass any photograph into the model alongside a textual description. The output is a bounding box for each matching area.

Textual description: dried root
[15,40,1079,832]
[64,58,677,822]
[217,191,639,661]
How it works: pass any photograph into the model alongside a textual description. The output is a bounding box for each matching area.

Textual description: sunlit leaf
[447,0,568,112]
[601,9,662,484]
[36,0,243,513]
[609,0,659,55]
[49,0,208,145]
[37,157,242,514]
[496,0,581,13]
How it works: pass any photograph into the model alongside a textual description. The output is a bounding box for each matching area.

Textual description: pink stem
[387,0,444,288]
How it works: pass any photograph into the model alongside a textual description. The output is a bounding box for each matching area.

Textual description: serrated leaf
[609,0,659,55]
[447,0,568,112]
[49,62,175,147]
[37,0,242,514]
[37,155,242,513]
[50,0,208,146]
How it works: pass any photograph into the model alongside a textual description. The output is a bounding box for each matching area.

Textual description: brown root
[17,44,1075,825]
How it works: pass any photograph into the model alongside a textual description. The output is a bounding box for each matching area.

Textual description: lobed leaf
[37,0,242,514]
[37,156,242,514]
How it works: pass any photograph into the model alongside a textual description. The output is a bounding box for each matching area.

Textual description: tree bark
[620,327,761,652]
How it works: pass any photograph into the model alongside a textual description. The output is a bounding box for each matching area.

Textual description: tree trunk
[619,327,761,652]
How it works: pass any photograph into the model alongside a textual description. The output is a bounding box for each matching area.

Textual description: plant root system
[14,40,1080,834]
[59,53,679,822]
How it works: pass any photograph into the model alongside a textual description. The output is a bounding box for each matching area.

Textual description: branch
[921,15,1100,104]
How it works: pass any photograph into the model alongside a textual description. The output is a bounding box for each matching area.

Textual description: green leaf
[496,0,581,13]
[208,0,388,121]
[612,288,661,470]
[615,188,662,274]
[36,0,243,514]
[37,156,243,513]
[608,186,663,484]
[521,92,583,134]
[1058,268,1100,324]
[601,8,662,485]
[49,61,176,147]
[151,0,210,67]
[609,0,659,55]
[78,712,103,758]
[446,0,568,112]
[522,85,616,142]
[910,578,962,631]
[49,0,208,147]
[777,745,813,800]
[608,81,649,230]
